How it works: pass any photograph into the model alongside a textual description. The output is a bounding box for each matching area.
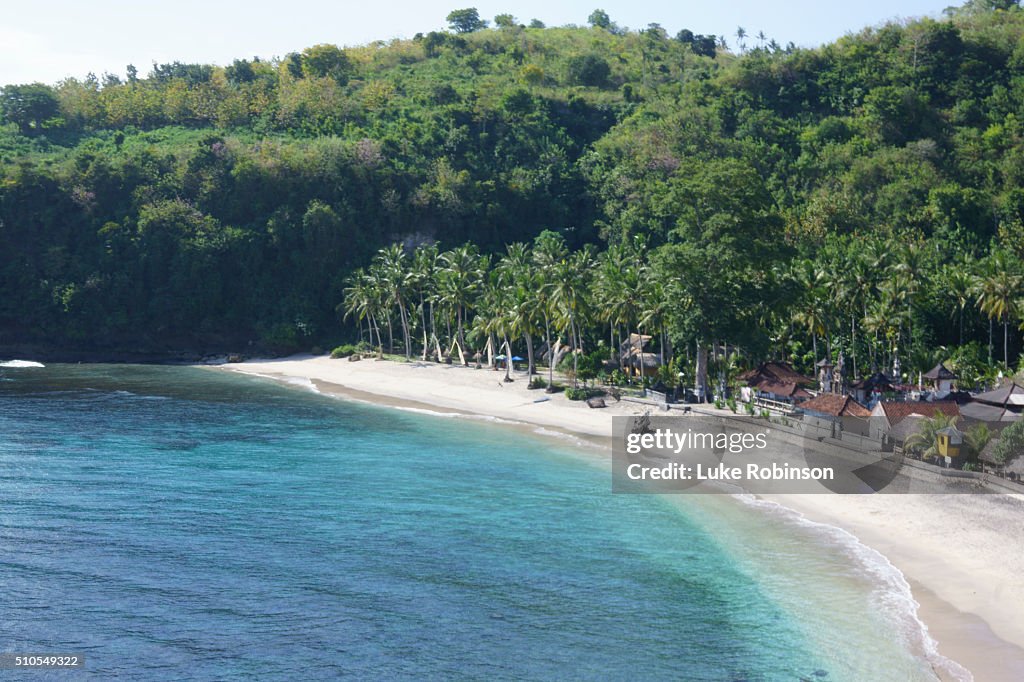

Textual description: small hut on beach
[619,334,662,378]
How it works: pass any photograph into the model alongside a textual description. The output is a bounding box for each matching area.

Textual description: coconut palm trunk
[544,314,555,391]
[503,337,512,382]
[524,332,535,375]
[1004,315,1010,368]
[397,302,411,360]
[420,299,429,361]
[695,343,708,402]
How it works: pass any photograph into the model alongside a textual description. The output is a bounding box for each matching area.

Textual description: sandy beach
[216,354,1024,681]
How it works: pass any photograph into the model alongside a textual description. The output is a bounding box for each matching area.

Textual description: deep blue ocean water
[0,364,941,680]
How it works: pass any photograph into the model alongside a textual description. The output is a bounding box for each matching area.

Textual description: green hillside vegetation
[2,2,1024,386]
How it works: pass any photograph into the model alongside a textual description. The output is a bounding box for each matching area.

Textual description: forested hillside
[2,2,1024,381]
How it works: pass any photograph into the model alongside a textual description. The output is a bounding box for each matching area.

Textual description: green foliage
[331,344,360,358]
[992,419,1024,465]
[904,413,960,458]
[588,9,611,29]
[300,44,353,84]
[1,83,60,134]
[447,8,487,33]
[566,54,611,87]
[1,7,1024,368]
[494,14,517,29]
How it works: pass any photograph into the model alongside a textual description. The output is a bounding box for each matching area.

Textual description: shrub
[331,344,359,358]
[726,397,738,413]
[714,398,724,409]
[529,376,547,389]
[744,400,755,415]
[566,387,589,400]
[567,54,610,87]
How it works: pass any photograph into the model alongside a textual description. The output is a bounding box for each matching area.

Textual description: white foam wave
[281,376,321,393]
[0,360,45,368]
[731,493,972,682]
[237,369,597,450]
[391,404,520,426]
[531,426,589,447]
[234,371,323,395]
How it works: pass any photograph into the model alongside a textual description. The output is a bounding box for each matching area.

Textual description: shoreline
[214,354,1024,681]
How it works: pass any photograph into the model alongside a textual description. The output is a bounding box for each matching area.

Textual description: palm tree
[496,243,539,375]
[411,244,439,360]
[639,276,671,373]
[340,269,371,346]
[835,252,873,378]
[964,423,992,461]
[372,244,413,359]
[533,232,568,389]
[892,243,925,355]
[790,259,828,367]
[943,263,974,346]
[863,282,910,376]
[550,248,594,387]
[438,244,486,364]
[903,412,959,459]
[470,273,509,376]
[975,251,1023,368]
[594,242,643,373]
[341,269,385,352]
[735,26,747,52]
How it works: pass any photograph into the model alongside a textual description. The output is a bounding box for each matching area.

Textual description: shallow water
[0,364,947,680]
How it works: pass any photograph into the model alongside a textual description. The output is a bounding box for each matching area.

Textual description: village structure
[673,353,1024,479]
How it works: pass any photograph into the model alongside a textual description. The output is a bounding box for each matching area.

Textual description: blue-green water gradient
[0,364,938,680]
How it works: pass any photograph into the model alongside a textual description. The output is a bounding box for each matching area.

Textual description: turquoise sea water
[0,364,950,680]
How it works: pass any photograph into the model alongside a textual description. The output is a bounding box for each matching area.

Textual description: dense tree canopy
[1,2,1024,384]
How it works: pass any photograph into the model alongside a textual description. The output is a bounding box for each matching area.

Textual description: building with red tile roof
[799,393,871,418]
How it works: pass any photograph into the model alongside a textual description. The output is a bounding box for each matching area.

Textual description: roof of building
[979,439,1001,464]
[629,352,661,368]
[755,380,813,400]
[935,426,964,443]
[960,401,1023,423]
[923,362,957,381]
[875,401,961,426]
[798,393,871,418]
[971,381,1024,408]
[739,361,814,388]
[620,333,654,357]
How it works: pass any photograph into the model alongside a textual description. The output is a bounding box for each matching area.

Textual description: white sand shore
[215,354,1024,681]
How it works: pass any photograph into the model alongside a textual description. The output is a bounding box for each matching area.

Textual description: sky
[1,0,950,85]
